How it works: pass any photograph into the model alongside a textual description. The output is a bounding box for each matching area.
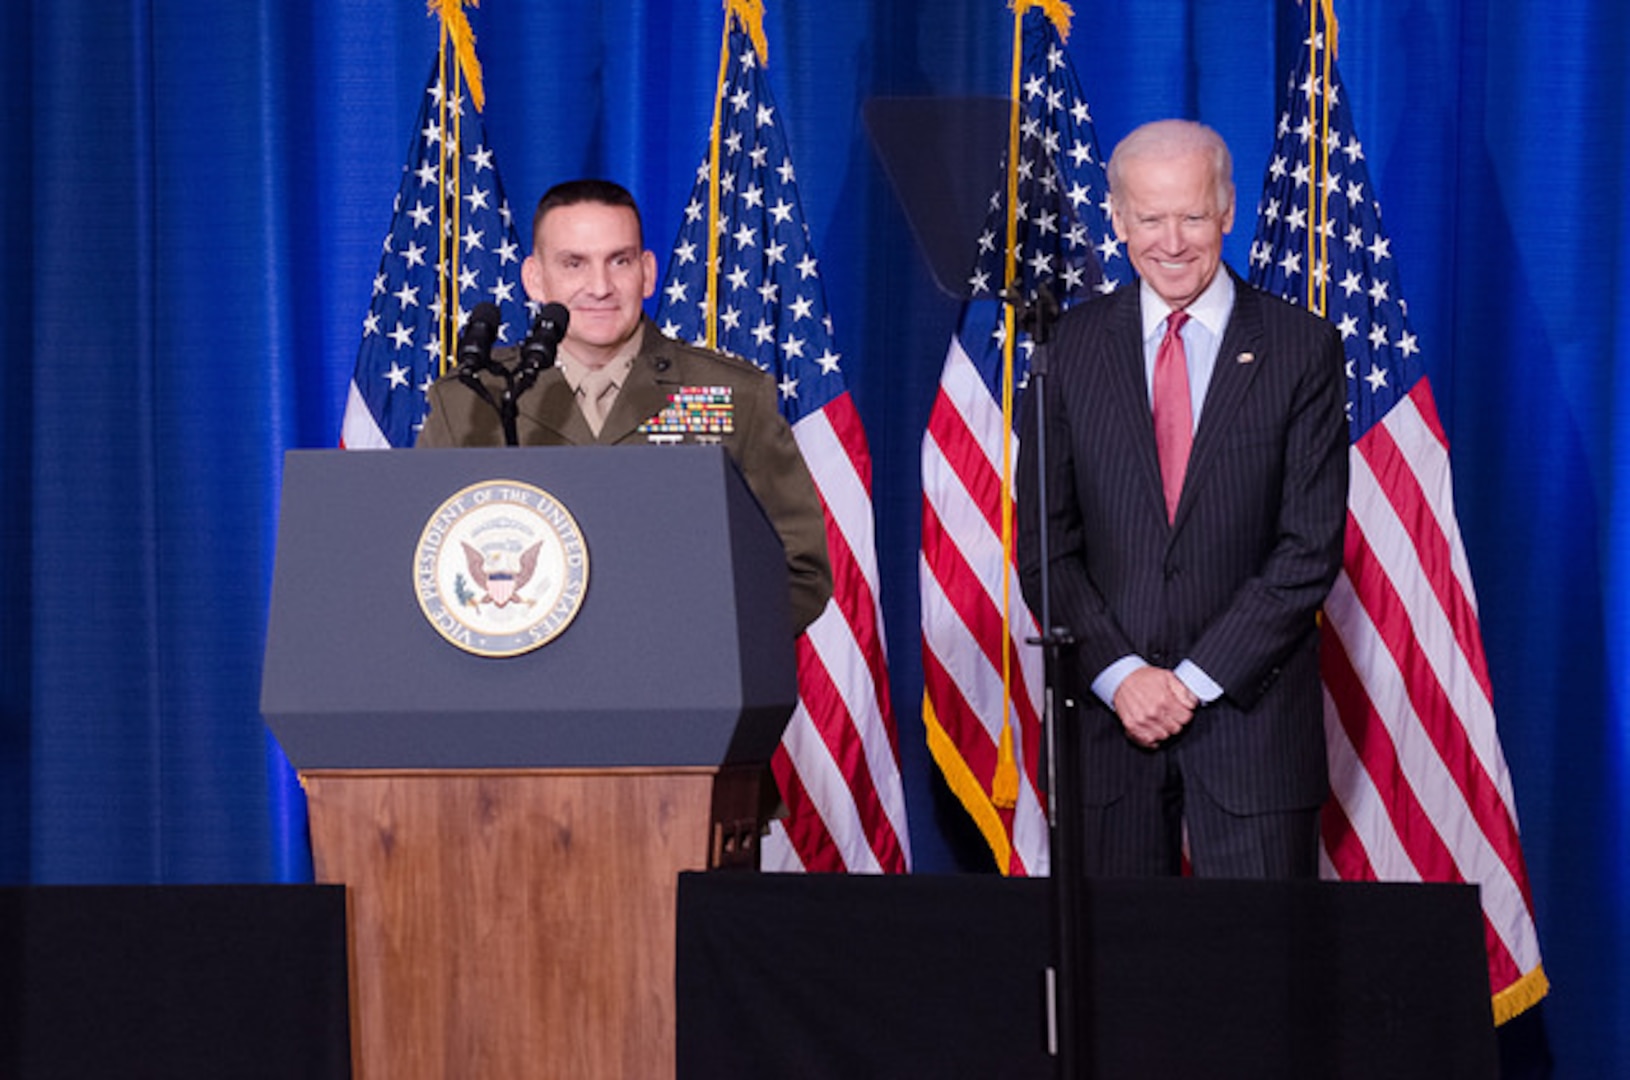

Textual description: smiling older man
[1017,119,1349,880]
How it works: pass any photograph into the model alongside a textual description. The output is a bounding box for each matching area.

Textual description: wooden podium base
[304,767,764,1080]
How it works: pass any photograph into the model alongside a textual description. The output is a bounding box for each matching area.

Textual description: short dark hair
[531,179,644,248]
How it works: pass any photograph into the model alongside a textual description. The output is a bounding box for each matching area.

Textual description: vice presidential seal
[414,480,589,657]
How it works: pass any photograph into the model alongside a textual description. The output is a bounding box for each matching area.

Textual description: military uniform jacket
[418,317,833,634]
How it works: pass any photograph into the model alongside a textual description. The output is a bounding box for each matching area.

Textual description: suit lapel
[1099,288,1169,524]
[1172,273,1264,531]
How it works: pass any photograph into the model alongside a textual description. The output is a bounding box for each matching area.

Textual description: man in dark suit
[1017,119,1348,879]
[418,179,832,634]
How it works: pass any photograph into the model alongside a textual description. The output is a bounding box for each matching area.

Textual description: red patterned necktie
[1152,309,1192,523]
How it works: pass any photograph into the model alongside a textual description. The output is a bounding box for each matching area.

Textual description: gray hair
[1107,119,1235,213]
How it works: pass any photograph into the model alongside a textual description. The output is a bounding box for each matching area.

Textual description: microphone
[519,303,570,374]
[456,301,503,373]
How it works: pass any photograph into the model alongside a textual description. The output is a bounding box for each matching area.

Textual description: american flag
[655,8,910,873]
[1246,11,1547,1022]
[340,40,529,449]
[920,4,1125,876]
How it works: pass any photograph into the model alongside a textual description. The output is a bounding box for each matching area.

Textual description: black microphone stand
[1003,282,1085,1080]
[455,310,562,447]
[454,356,522,447]
[860,90,1096,1078]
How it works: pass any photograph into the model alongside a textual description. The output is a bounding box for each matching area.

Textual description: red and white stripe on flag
[762,393,911,873]
[1319,381,1546,1019]
[656,9,910,875]
[920,331,1050,876]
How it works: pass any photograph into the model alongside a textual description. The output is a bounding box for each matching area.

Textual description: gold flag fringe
[725,0,769,65]
[429,0,486,112]
[1010,0,1073,41]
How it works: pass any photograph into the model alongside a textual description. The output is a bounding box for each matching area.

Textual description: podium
[262,446,797,1079]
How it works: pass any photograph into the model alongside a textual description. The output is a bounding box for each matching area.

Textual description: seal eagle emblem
[414,479,589,657]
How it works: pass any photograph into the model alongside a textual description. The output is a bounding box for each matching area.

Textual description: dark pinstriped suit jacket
[1017,270,1348,816]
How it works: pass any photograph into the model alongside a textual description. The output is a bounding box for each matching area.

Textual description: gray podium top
[261,446,796,770]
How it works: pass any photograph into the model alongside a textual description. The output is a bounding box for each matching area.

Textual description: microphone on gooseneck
[456,301,504,373]
[519,303,571,375]
[452,301,508,439]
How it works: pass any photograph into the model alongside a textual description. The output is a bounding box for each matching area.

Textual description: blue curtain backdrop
[1,0,1624,1072]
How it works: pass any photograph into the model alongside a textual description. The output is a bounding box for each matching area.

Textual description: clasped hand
[1112,665,1199,749]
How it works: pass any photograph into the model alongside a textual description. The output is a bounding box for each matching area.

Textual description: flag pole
[1314,0,1338,317]
[992,3,1026,813]
[703,1,770,350]
[434,29,454,373]
[428,0,487,374]
[1302,0,1339,316]
[701,15,730,349]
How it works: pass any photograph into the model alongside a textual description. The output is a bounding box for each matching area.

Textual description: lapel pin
[1237,352,1255,364]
